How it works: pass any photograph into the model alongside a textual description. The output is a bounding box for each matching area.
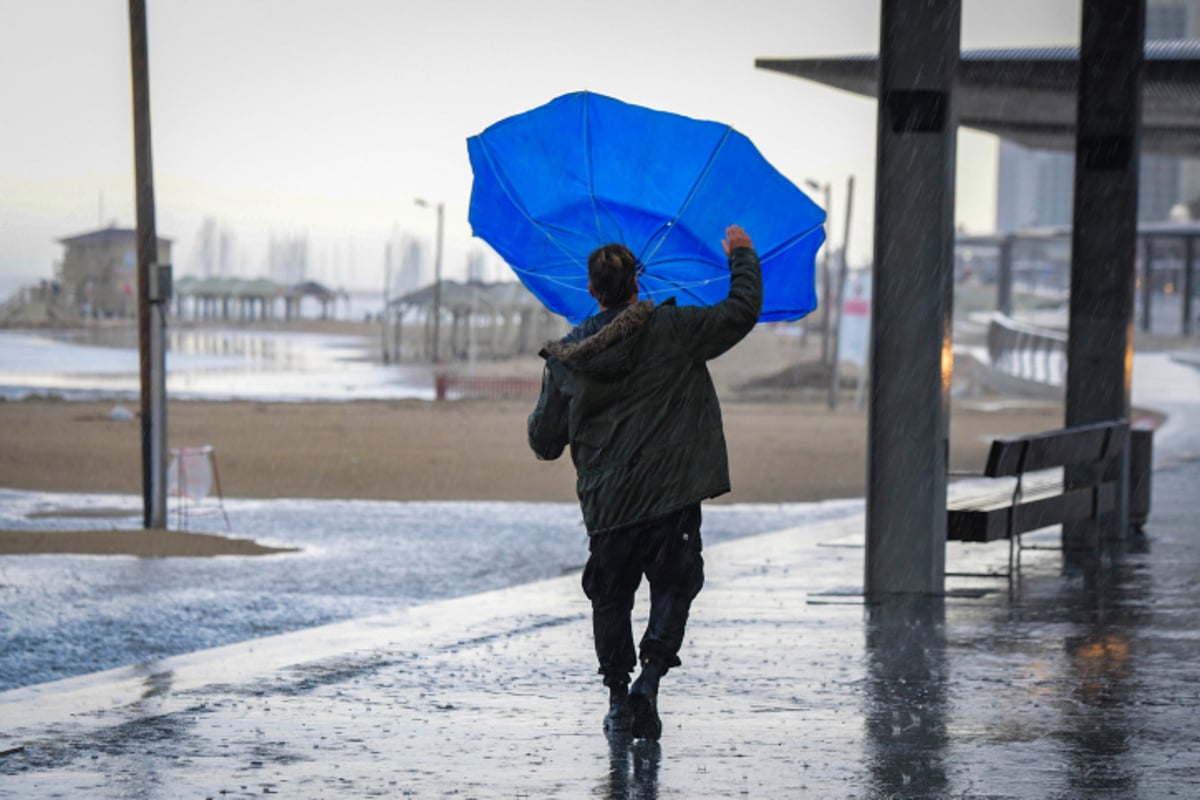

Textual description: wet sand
[0,527,296,557]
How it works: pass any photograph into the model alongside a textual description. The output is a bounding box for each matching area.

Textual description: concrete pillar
[865,0,959,597]
[1064,0,1144,548]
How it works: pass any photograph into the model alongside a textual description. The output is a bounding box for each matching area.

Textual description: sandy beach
[0,393,1064,556]
[0,395,1066,503]
[0,322,1073,556]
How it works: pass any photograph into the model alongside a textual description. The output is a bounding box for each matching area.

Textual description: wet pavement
[0,350,1197,798]
[0,498,862,690]
[0,454,1196,798]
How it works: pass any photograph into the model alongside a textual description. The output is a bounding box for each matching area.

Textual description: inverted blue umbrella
[467,91,826,325]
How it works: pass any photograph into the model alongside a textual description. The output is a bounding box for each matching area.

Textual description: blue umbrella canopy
[467,91,826,325]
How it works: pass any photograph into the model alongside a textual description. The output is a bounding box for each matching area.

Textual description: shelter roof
[58,226,173,246]
[174,276,284,297]
[1139,219,1200,236]
[957,220,1200,248]
[390,280,547,311]
[174,277,345,299]
[289,280,341,300]
[756,40,1200,156]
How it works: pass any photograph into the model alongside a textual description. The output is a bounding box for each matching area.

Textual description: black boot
[629,660,662,741]
[603,681,632,734]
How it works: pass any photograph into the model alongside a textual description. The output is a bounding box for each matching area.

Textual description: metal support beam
[866,0,960,597]
[997,234,1014,317]
[415,198,445,363]
[1064,0,1144,550]
[130,0,167,530]
[432,203,444,363]
[828,176,855,411]
[1141,235,1154,332]
[1184,235,1195,336]
[807,180,834,367]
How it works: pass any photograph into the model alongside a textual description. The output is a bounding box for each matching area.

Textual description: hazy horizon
[1,1,1081,292]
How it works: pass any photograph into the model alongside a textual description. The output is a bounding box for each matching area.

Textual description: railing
[435,373,543,401]
[986,312,1068,388]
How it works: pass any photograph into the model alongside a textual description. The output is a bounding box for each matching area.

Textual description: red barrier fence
[435,373,542,401]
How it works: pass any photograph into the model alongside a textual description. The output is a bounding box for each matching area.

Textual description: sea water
[0,326,435,401]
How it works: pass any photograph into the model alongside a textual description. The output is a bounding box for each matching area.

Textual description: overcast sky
[0,0,1080,290]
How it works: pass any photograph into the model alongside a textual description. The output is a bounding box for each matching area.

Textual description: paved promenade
[1,352,1198,799]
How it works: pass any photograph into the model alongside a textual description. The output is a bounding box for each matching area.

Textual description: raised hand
[722,224,753,256]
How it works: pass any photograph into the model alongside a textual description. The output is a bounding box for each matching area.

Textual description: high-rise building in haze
[995,0,1200,232]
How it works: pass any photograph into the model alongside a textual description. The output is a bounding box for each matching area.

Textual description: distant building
[995,142,1076,230]
[996,0,1200,231]
[396,237,425,294]
[57,226,172,318]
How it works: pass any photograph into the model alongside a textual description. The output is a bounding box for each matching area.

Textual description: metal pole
[865,0,959,598]
[1141,235,1154,332]
[1183,234,1194,336]
[129,0,167,529]
[829,176,855,410]
[997,234,1014,316]
[816,182,833,366]
[382,241,392,364]
[432,202,444,363]
[1064,0,1144,549]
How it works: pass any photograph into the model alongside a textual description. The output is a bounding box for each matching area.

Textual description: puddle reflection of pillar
[864,595,948,798]
[1060,541,1147,796]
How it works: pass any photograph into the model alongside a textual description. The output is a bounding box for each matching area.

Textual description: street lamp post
[130,0,168,530]
[829,175,855,411]
[805,179,834,366]
[382,241,392,364]
[415,198,445,363]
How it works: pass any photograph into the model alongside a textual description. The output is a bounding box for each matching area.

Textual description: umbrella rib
[642,279,718,306]
[507,263,590,292]
[584,95,629,246]
[473,136,588,271]
[640,126,734,266]
[648,254,728,272]
[584,92,604,245]
[756,222,827,261]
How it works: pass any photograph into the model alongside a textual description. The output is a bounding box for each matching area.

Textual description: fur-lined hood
[540,299,656,374]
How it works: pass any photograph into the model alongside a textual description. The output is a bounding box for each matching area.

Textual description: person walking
[527,224,762,740]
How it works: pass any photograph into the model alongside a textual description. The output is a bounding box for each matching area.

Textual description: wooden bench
[947,419,1128,578]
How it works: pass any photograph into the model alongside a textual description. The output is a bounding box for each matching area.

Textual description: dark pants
[582,504,705,687]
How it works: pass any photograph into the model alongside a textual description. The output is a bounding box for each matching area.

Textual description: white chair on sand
[167,445,231,531]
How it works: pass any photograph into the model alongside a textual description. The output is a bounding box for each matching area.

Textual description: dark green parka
[527,246,762,534]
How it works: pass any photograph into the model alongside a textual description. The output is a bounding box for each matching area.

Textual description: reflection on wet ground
[862,534,1189,800]
[0,462,1195,797]
[602,732,661,800]
[864,594,948,798]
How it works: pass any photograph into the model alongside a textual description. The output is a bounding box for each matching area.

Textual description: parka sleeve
[667,246,763,361]
[527,363,569,460]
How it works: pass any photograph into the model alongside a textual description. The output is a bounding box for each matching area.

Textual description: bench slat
[948,476,1064,513]
[984,420,1127,477]
[947,480,1117,543]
